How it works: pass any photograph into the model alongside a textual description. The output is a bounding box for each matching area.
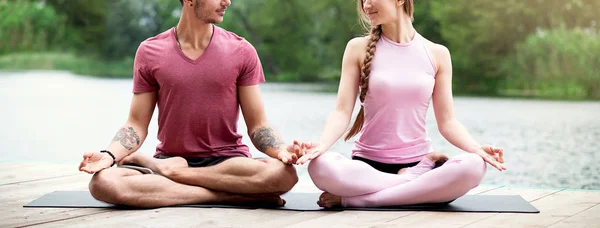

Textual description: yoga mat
[24,191,539,213]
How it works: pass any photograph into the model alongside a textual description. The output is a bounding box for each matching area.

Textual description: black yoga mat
[24,191,539,213]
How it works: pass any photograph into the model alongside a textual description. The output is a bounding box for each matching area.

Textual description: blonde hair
[344,0,415,141]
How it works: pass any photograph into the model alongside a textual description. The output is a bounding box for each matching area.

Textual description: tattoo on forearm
[112,127,140,150]
[250,127,284,152]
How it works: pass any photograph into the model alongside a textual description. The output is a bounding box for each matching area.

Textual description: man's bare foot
[397,152,448,174]
[317,192,342,208]
[223,193,286,207]
[118,152,144,166]
[119,152,188,176]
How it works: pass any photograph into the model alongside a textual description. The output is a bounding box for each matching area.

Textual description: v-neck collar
[172,25,216,64]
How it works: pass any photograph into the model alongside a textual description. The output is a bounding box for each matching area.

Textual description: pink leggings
[307,152,486,207]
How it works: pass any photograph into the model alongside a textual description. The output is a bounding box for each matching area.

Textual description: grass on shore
[0,52,133,78]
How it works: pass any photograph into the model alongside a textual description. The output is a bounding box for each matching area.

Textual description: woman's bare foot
[426,152,449,167]
[397,167,408,174]
[119,152,188,176]
[397,152,448,174]
[317,192,342,208]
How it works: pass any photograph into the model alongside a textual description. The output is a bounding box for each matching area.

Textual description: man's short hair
[179,0,183,5]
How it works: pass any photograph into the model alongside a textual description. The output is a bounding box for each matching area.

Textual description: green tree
[0,0,67,53]
[430,0,600,94]
[504,27,600,99]
[46,0,107,53]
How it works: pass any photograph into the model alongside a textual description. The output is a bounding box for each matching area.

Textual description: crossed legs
[89,153,298,208]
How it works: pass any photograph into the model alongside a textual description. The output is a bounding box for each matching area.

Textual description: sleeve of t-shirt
[132,42,158,93]
[237,41,266,86]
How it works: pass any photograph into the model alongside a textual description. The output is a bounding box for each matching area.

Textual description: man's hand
[277,140,322,164]
[277,150,299,165]
[295,141,324,165]
[79,151,114,174]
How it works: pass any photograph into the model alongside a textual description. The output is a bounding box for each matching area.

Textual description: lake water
[1,70,599,190]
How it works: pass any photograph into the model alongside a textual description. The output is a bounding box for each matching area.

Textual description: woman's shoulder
[420,36,451,72]
[344,36,370,63]
[346,36,370,52]
[421,36,450,57]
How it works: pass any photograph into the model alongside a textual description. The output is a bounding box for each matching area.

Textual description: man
[78,0,300,208]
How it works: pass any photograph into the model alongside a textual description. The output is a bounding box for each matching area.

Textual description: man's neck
[175,17,213,50]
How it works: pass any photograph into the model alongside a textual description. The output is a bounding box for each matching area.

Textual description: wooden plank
[32,207,305,228]
[463,189,599,228]
[284,210,414,228]
[251,211,334,228]
[0,162,30,173]
[0,162,80,185]
[380,212,494,228]
[548,204,600,228]
[0,174,106,228]
[479,186,565,201]
[3,205,108,228]
[467,184,504,195]
[0,174,90,202]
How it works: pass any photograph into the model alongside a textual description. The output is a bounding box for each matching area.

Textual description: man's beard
[193,0,218,24]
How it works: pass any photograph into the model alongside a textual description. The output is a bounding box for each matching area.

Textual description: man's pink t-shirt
[132,25,264,158]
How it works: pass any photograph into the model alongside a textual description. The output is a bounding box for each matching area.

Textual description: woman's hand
[473,145,506,171]
[295,141,325,165]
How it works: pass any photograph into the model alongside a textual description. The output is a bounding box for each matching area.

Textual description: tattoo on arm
[250,127,284,152]
[112,127,141,150]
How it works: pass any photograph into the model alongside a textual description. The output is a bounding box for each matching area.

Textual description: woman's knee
[307,152,342,175]
[451,153,487,186]
[307,152,344,189]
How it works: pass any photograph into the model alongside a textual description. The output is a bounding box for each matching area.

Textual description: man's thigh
[206,157,286,176]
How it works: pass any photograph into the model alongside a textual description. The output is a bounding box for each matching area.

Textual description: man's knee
[88,168,129,204]
[260,159,298,193]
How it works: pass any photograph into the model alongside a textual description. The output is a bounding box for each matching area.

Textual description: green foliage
[46,0,107,53]
[0,1,67,54]
[103,0,181,59]
[502,27,600,99]
[223,0,361,82]
[47,0,181,59]
[2,0,600,99]
[413,0,443,45]
[430,0,600,95]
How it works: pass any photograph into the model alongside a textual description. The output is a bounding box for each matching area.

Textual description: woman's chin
[369,21,381,27]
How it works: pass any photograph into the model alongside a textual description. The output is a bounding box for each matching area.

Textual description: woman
[294,0,506,208]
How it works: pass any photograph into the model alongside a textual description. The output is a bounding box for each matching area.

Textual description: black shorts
[154,155,244,167]
[352,156,420,174]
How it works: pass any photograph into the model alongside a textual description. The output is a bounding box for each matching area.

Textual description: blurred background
[2,0,600,98]
[0,0,599,190]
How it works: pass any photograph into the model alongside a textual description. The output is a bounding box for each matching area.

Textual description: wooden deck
[2,162,599,228]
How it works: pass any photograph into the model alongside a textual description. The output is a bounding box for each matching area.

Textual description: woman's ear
[397,0,405,7]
